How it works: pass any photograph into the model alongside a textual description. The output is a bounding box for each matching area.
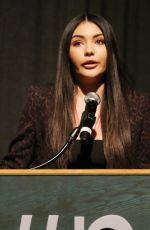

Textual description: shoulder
[22,83,55,116]
[130,88,150,102]
[129,88,150,110]
[129,88,150,125]
[27,83,54,100]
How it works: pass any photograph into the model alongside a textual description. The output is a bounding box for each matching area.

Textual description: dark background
[0,0,150,158]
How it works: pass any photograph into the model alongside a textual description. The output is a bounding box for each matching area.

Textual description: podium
[0,169,150,229]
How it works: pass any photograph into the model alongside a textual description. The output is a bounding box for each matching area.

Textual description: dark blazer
[0,84,150,168]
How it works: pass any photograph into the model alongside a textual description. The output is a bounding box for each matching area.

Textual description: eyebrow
[71,33,104,39]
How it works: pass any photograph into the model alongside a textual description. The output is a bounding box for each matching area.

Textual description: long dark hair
[50,13,132,168]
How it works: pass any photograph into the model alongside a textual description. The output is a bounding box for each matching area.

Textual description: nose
[84,43,94,56]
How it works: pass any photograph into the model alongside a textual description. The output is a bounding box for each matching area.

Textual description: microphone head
[84,92,101,105]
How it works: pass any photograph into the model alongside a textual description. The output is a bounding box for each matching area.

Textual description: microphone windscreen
[85,92,101,105]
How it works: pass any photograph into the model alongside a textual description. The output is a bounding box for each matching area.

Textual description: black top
[68,140,106,169]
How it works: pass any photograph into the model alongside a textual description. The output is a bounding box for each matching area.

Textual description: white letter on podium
[46,215,59,230]
[88,215,133,230]
[74,216,84,230]
[19,215,32,230]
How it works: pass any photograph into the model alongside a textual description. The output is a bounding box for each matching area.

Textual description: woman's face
[69,21,107,82]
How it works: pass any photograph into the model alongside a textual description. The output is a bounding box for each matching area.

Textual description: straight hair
[50,14,132,168]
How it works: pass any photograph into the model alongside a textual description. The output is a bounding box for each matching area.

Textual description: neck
[75,75,105,99]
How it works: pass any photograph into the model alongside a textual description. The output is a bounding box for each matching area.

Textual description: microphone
[30,92,100,169]
[79,92,101,142]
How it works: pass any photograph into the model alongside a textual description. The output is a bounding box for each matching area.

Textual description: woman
[0,14,150,169]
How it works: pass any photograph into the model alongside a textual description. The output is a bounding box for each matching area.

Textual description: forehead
[72,21,103,36]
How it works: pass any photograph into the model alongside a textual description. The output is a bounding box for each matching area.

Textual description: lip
[81,60,99,69]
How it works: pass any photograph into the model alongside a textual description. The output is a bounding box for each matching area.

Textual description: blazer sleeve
[0,86,37,168]
[137,93,150,168]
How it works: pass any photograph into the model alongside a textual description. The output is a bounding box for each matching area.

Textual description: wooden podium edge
[0,169,150,175]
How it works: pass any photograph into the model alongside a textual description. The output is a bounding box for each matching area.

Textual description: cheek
[100,49,107,65]
[103,53,108,66]
[69,50,81,69]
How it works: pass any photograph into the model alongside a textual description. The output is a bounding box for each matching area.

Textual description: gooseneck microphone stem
[30,126,81,169]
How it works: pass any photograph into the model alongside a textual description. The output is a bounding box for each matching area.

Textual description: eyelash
[72,41,83,47]
[95,39,105,45]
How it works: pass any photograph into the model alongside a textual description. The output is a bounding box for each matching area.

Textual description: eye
[95,39,105,45]
[73,41,81,46]
[71,40,83,47]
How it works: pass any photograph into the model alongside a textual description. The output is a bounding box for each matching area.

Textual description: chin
[81,69,105,78]
[81,73,103,79]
